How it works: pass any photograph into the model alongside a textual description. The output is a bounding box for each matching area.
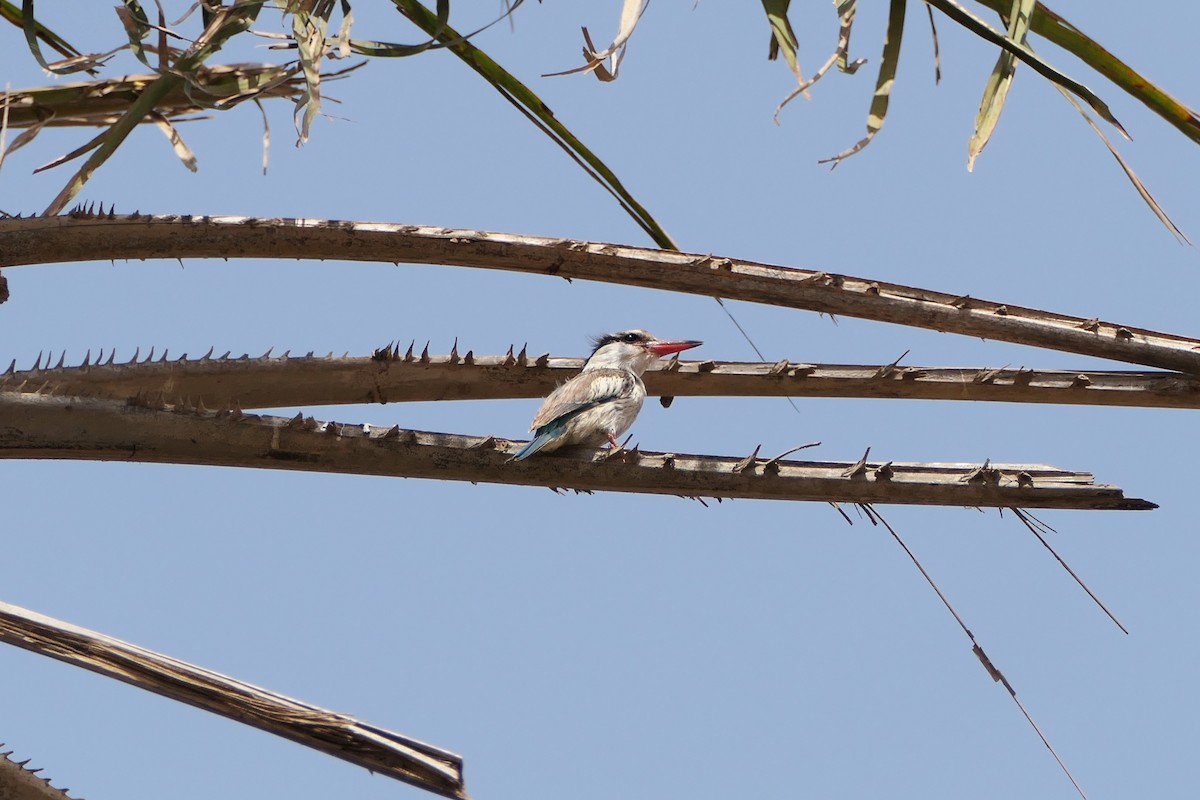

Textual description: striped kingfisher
[509,329,702,461]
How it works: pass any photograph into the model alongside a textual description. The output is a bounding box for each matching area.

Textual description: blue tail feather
[509,428,558,462]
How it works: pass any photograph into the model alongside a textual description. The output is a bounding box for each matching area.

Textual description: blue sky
[2,3,1198,798]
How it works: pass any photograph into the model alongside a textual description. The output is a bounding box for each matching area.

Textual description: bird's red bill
[646,339,703,357]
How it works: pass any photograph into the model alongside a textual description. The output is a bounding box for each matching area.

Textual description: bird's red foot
[600,433,635,461]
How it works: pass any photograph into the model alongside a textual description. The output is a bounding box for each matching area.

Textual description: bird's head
[584,329,703,373]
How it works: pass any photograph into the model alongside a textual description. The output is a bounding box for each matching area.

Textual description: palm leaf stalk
[3,214,1198,374]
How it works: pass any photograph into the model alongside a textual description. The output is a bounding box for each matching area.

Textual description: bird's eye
[623,333,639,342]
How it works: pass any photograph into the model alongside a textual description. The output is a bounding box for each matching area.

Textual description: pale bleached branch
[5,349,1200,410]
[2,214,1197,373]
[0,600,467,799]
[0,392,1154,510]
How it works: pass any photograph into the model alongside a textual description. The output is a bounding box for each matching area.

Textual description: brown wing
[529,369,637,431]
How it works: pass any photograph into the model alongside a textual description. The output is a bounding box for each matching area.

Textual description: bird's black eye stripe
[589,331,649,352]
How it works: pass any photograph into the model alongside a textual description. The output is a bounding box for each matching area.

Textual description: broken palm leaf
[40,75,181,215]
[39,4,264,215]
[0,96,43,173]
[33,127,110,174]
[14,0,110,75]
[152,2,173,72]
[353,0,529,58]
[116,2,192,72]
[334,0,353,57]
[343,36,442,57]
[0,66,314,130]
[191,62,306,111]
[775,0,864,121]
[763,0,803,86]
[967,0,1036,170]
[0,0,82,63]
[543,0,647,82]
[284,0,336,144]
[281,0,500,143]
[970,0,1200,146]
[820,0,905,166]
[927,0,1126,137]
[115,0,157,71]
[1,64,356,186]
[180,1,262,66]
[1054,83,1189,244]
[0,129,44,174]
[253,97,271,173]
[924,4,941,82]
[833,0,862,73]
[149,112,199,172]
[392,0,675,249]
[347,0,448,57]
[195,61,366,112]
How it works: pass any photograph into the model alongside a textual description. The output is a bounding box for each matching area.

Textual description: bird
[509,329,702,461]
